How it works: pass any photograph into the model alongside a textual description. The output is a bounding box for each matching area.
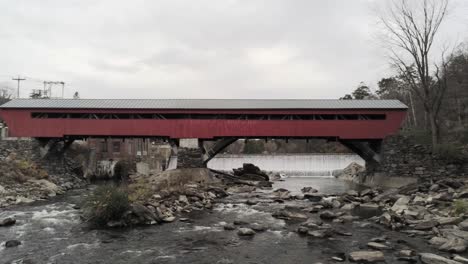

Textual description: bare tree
[379,0,449,146]
[0,85,13,106]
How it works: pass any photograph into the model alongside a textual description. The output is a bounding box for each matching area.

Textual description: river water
[1,155,436,264]
[208,154,365,176]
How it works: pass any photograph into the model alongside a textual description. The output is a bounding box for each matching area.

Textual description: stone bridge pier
[175,138,238,169]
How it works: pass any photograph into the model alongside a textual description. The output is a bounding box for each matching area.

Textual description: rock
[453,255,468,263]
[301,187,318,193]
[332,228,352,236]
[347,190,359,196]
[297,226,309,234]
[320,210,338,220]
[5,240,21,248]
[162,216,176,223]
[250,223,267,232]
[332,200,341,209]
[367,242,391,250]
[307,229,332,238]
[30,179,62,195]
[360,189,373,197]
[436,217,462,226]
[237,228,255,236]
[246,199,258,205]
[272,209,308,220]
[371,236,387,243]
[348,251,384,262]
[301,218,323,228]
[233,220,248,225]
[341,203,356,210]
[179,195,189,204]
[130,203,161,224]
[295,194,305,200]
[0,217,16,227]
[419,253,462,264]
[15,196,34,204]
[0,185,6,194]
[398,249,415,257]
[331,256,345,262]
[107,220,125,228]
[439,238,467,253]
[429,237,449,246]
[391,196,410,214]
[379,212,393,227]
[414,220,438,230]
[397,250,417,262]
[413,196,426,205]
[458,219,468,231]
[223,223,236,230]
[430,184,440,192]
[304,193,323,202]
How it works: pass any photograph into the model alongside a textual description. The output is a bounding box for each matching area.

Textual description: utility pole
[12,76,26,98]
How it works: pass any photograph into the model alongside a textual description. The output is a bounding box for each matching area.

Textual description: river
[208,153,365,176]
[1,155,437,264]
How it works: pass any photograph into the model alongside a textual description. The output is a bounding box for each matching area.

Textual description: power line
[12,76,26,98]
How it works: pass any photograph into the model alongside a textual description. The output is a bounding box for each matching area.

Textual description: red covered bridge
[0,99,407,166]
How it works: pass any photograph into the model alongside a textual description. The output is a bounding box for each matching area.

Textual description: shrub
[433,143,466,163]
[84,184,130,226]
[453,200,468,216]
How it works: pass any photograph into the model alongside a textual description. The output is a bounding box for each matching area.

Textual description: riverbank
[2,173,468,263]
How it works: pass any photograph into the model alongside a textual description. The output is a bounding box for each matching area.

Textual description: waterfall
[207,154,365,177]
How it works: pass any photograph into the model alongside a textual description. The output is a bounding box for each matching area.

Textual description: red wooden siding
[0,109,406,140]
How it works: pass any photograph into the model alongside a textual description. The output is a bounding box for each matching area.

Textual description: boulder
[453,255,468,263]
[341,203,356,210]
[458,219,468,231]
[272,209,308,220]
[429,237,449,246]
[304,193,323,202]
[0,217,16,227]
[436,217,462,226]
[439,238,467,253]
[250,223,267,232]
[237,228,255,236]
[233,163,269,181]
[348,251,384,262]
[320,210,338,220]
[297,226,309,234]
[391,196,410,214]
[130,203,161,224]
[419,253,462,264]
[162,216,176,223]
[367,242,391,250]
[301,218,323,228]
[307,229,332,238]
[223,223,236,230]
[414,220,438,230]
[301,187,318,193]
[5,240,21,248]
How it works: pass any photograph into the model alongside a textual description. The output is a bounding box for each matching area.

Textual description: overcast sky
[0,0,467,99]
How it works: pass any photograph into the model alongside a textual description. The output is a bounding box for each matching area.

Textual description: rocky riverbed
[2,174,468,263]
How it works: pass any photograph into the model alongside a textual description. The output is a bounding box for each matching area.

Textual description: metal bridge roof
[0,99,408,110]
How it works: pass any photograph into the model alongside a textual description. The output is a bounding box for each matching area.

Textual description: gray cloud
[0,0,466,99]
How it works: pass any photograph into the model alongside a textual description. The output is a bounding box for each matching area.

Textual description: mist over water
[208,154,364,176]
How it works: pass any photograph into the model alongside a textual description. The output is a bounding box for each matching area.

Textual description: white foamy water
[208,153,364,176]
